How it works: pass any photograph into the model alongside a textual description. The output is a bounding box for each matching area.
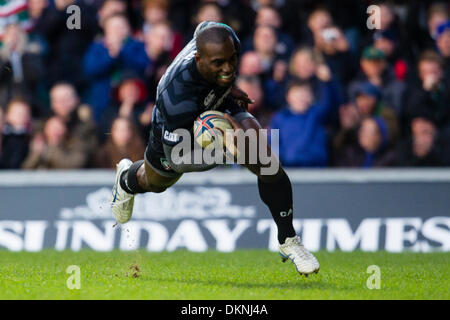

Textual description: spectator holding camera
[306,7,354,84]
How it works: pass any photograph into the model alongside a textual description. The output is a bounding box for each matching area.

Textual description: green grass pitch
[1,250,448,300]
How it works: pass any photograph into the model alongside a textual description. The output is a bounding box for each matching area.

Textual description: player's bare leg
[225,114,320,276]
[137,161,182,193]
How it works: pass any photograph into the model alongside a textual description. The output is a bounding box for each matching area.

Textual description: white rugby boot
[111,159,135,224]
[279,235,320,277]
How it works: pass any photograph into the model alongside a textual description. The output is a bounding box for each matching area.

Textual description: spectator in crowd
[0,98,32,168]
[26,0,52,62]
[195,2,223,25]
[402,50,450,136]
[396,112,446,167]
[252,25,289,89]
[436,20,450,79]
[274,46,342,123]
[99,69,148,142]
[360,1,403,52]
[0,106,3,133]
[270,78,335,167]
[83,13,150,122]
[22,116,88,169]
[306,7,354,85]
[206,0,255,39]
[335,81,398,153]
[422,3,449,51]
[49,82,98,165]
[379,2,397,32]
[140,0,183,60]
[242,5,294,60]
[252,25,284,75]
[372,30,409,81]
[28,0,50,26]
[239,51,264,77]
[235,75,272,128]
[0,1,448,170]
[334,116,396,167]
[97,0,127,30]
[184,2,224,42]
[348,46,405,116]
[0,23,45,116]
[94,117,145,169]
[239,25,287,110]
[0,0,31,40]
[33,0,97,89]
[144,22,175,102]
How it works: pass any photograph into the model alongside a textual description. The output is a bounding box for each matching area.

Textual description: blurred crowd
[0,0,449,169]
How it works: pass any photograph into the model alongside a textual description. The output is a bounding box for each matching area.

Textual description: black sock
[119,160,147,194]
[258,170,296,244]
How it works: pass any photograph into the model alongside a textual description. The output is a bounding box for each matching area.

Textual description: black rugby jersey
[152,21,241,135]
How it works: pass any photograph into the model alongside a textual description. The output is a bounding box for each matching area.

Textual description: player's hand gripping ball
[193,111,236,155]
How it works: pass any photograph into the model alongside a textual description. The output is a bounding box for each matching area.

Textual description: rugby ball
[193,110,233,149]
